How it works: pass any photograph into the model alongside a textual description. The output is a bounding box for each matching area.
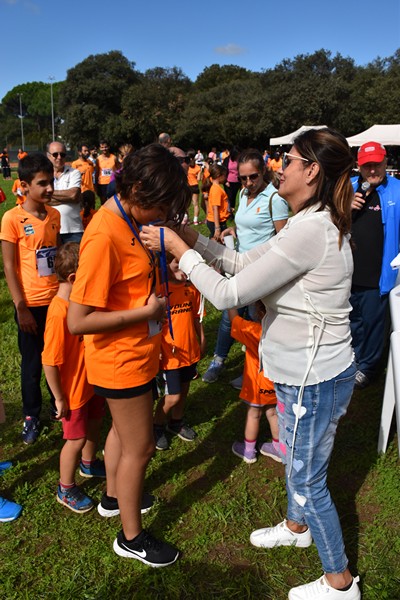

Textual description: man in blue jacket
[351,141,400,389]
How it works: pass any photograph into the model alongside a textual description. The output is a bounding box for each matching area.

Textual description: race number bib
[36,247,57,277]
[101,168,112,177]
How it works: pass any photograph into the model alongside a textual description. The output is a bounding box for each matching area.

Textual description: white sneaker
[250,519,312,548]
[289,575,361,600]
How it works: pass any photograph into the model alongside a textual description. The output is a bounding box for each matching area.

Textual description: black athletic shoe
[97,492,155,517]
[113,529,179,567]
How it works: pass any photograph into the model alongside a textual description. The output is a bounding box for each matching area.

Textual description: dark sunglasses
[49,152,66,159]
[239,173,260,183]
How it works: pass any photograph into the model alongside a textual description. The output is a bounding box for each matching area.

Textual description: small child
[11,178,26,205]
[228,306,281,464]
[206,164,230,242]
[153,265,206,450]
[80,190,97,229]
[187,149,202,225]
[42,243,106,513]
[0,153,60,444]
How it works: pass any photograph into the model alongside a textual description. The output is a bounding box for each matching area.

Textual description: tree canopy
[1,48,400,152]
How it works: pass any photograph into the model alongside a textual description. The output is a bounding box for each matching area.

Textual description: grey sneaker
[354,370,370,390]
[167,421,197,442]
[202,357,224,383]
[230,374,243,390]
[259,442,282,463]
[154,425,169,450]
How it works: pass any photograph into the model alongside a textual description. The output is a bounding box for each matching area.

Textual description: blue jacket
[352,175,400,295]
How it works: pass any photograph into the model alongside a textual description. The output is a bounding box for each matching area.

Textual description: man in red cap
[350,141,400,389]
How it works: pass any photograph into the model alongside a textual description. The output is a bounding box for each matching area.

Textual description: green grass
[0,175,399,599]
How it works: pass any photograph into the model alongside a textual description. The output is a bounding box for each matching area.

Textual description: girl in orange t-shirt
[68,144,191,566]
[206,163,230,242]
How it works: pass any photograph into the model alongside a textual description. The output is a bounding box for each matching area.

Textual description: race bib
[101,168,112,177]
[36,247,57,277]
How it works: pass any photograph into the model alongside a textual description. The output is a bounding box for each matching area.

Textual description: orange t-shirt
[206,182,230,223]
[80,208,97,229]
[0,205,60,306]
[96,154,116,185]
[70,207,161,389]
[42,296,94,410]
[231,316,276,407]
[160,282,202,370]
[269,158,282,172]
[12,179,25,204]
[187,165,201,187]
[18,151,28,161]
[71,158,95,192]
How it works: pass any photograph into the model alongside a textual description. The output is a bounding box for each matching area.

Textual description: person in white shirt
[47,141,82,243]
[141,128,361,600]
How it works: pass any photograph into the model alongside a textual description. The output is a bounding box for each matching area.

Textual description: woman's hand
[141,226,190,260]
[146,292,166,322]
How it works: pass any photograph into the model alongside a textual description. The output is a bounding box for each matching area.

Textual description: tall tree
[0,81,61,149]
[59,51,140,148]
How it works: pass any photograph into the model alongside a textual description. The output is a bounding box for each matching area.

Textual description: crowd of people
[1,129,399,599]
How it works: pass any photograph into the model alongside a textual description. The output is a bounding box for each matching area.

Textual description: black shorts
[190,185,200,195]
[94,378,157,400]
[163,364,197,395]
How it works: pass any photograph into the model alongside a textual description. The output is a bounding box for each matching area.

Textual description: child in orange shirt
[228,306,281,464]
[42,243,106,513]
[11,178,26,204]
[187,149,202,225]
[80,190,97,229]
[206,163,230,241]
[0,153,60,444]
[153,265,206,450]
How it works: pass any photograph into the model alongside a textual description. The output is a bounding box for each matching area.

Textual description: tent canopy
[270,125,327,146]
[346,125,400,147]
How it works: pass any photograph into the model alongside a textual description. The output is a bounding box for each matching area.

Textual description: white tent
[346,124,400,147]
[270,125,327,146]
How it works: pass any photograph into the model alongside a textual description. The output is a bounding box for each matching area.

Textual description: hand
[168,259,187,281]
[220,227,236,241]
[213,228,222,243]
[55,397,68,420]
[17,306,38,334]
[146,292,166,322]
[352,192,365,211]
[141,226,190,260]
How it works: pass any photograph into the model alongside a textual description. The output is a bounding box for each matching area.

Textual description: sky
[1,0,399,102]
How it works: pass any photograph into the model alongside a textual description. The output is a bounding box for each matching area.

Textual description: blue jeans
[350,285,389,378]
[275,362,356,573]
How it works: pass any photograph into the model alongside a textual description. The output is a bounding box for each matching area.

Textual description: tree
[0,81,61,149]
[121,67,192,146]
[59,51,140,148]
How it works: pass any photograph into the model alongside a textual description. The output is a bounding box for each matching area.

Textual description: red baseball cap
[357,141,386,165]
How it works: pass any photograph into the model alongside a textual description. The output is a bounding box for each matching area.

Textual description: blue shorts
[163,364,197,395]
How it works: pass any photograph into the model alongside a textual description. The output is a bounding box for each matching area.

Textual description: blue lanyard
[158,227,174,341]
[114,194,174,340]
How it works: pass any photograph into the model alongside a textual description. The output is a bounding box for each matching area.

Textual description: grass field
[0,174,399,599]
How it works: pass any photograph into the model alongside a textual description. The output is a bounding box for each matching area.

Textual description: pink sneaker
[259,442,282,463]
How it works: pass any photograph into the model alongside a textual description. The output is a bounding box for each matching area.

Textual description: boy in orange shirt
[42,243,106,513]
[228,306,281,464]
[206,164,230,241]
[154,264,206,450]
[0,153,60,444]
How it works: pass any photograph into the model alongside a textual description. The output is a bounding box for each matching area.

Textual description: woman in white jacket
[141,128,360,600]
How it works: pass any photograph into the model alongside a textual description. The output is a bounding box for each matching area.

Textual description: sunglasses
[49,152,66,159]
[239,173,260,183]
[282,152,309,170]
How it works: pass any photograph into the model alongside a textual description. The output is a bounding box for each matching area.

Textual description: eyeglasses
[239,173,260,183]
[282,152,309,171]
[49,152,66,159]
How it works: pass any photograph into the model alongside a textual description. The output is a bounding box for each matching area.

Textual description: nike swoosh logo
[122,543,147,558]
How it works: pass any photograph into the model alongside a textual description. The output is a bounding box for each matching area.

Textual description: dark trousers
[206,220,227,238]
[15,305,55,418]
[350,285,390,379]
